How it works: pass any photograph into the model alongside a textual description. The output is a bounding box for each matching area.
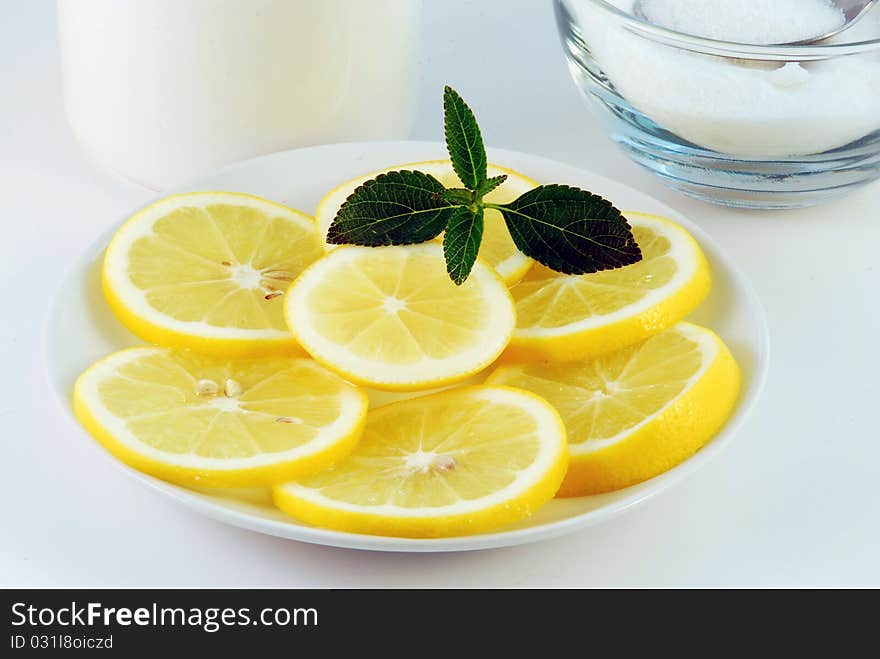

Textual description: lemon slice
[103,192,323,356]
[487,323,740,496]
[273,386,568,537]
[315,161,535,285]
[73,348,368,487]
[505,212,711,362]
[283,243,516,391]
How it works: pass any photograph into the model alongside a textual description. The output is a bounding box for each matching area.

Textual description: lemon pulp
[284,243,516,390]
[103,192,323,355]
[273,386,569,537]
[506,212,711,361]
[74,348,367,487]
[488,323,740,495]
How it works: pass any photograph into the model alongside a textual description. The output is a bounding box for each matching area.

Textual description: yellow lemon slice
[283,243,516,391]
[73,348,368,487]
[273,386,568,538]
[315,160,535,285]
[487,323,740,496]
[505,212,711,362]
[103,192,323,356]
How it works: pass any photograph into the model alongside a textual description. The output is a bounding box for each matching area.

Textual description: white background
[2,0,878,587]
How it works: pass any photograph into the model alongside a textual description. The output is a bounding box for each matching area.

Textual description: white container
[58,0,422,189]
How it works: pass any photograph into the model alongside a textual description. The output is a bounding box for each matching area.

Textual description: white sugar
[571,0,880,157]
[638,0,845,45]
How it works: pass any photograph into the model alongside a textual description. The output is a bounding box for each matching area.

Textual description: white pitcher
[58,0,422,189]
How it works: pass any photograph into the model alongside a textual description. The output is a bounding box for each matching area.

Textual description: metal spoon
[632,0,879,45]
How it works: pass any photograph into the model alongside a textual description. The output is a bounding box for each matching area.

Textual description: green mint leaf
[475,174,507,199]
[443,86,487,191]
[495,185,642,274]
[443,206,484,285]
[442,188,473,205]
[327,170,454,246]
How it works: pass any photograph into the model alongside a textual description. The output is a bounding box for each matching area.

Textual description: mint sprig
[443,86,487,190]
[489,185,641,275]
[327,170,452,246]
[327,86,642,284]
[475,174,507,198]
[443,206,484,285]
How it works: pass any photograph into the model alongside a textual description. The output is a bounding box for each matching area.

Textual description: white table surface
[2,0,878,588]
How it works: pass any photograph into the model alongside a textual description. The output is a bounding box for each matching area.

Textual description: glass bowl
[554,0,880,209]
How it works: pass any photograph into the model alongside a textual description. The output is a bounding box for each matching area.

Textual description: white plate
[45,141,769,552]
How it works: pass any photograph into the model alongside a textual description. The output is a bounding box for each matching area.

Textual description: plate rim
[43,140,770,553]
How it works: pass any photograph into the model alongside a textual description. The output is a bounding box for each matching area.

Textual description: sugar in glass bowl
[554,0,880,209]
